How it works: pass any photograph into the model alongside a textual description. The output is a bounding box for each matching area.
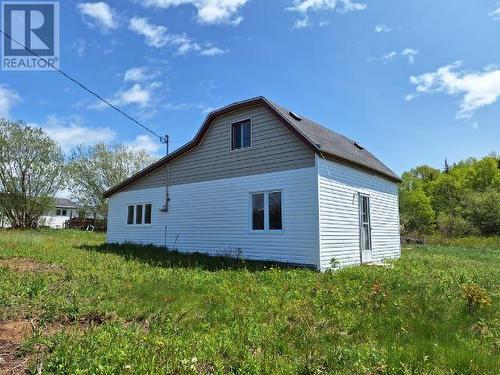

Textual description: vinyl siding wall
[317,155,400,270]
[122,105,315,192]
[108,167,319,267]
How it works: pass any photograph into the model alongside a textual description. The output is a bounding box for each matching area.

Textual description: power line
[0,29,165,141]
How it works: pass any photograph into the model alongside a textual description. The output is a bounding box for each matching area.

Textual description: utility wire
[0,29,164,141]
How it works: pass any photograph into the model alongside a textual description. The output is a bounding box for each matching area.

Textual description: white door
[359,194,373,263]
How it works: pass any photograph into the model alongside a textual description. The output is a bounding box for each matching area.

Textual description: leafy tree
[0,119,65,228]
[400,153,500,237]
[67,142,155,218]
[399,172,435,235]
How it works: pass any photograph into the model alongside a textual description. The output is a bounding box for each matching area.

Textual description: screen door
[359,193,373,263]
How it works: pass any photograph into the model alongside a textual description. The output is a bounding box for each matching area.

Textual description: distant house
[103,97,401,270]
[41,198,81,229]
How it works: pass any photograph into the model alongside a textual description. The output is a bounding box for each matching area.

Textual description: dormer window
[231,119,251,150]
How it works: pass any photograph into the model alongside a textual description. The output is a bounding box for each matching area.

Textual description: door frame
[358,193,373,263]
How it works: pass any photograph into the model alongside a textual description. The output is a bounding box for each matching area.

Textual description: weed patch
[0,257,63,273]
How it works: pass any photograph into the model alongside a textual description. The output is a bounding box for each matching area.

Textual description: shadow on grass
[78,242,308,272]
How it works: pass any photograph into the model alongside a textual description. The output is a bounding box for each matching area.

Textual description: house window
[61,209,67,216]
[231,119,251,150]
[136,205,143,225]
[56,209,61,216]
[144,204,152,224]
[268,192,282,230]
[127,203,152,225]
[251,191,283,231]
[252,193,265,230]
[127,206,134,224]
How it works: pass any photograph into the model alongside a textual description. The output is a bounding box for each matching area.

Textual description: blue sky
[1,0,499,175]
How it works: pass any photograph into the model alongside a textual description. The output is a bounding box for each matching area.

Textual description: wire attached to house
[0,29,164,141]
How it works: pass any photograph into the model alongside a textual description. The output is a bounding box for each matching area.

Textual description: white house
[41,198,80,229]
[104,97,401,270]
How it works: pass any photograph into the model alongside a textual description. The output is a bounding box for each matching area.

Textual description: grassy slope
[0,230,498,374]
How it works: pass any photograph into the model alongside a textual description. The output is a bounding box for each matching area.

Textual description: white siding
[317,155,400,270]
[107,167,319,267]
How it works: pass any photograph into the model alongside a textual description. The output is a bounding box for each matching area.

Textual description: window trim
[249,190,284,234]
[230,117,253,152]
[126,202,153,226]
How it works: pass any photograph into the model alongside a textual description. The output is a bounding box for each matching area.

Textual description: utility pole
[161,134,169,156]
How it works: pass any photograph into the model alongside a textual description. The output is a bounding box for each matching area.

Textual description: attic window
[289,111,302,121]
[354,142,364,150]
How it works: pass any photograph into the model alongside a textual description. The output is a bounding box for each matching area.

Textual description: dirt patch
[0,320,33,375]
[0,258,63,273]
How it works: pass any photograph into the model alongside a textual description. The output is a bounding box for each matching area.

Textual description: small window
[136,204,143,224]
[56,209,61,216]
[252,193,265,230]
[127,206,134,224]
[251,191,283,231]
[61,209,67,216]
[231,119,251,150]
[144,204,152,224]
[268,192,282,230]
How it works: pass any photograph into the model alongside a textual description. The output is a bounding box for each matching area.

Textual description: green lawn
[0,230,498,374]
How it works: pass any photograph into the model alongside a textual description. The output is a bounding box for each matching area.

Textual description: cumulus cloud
[38,115,116,152]
[408,61,500,119]
[124,67,159,82]
[0,84,21,119]
[129,17,227,56]
[141,0,248,25]
[77,2,118,31]
[125,134,162,155]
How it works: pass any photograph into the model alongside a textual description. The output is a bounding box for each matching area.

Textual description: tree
[0,119,65,228]
[399,172,436,235]
[67,142,155,218]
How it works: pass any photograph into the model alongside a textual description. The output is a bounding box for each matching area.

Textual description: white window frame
[230,117,252,151]
[126,202,153,226]
[249,190,284,233]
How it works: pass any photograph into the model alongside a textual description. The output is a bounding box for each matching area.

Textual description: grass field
[0,230,498,374]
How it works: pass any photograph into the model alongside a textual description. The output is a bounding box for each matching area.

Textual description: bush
[462,284,492,314]
[436,213,478,238]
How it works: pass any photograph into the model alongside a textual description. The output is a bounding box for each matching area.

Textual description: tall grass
[0,229,498,374]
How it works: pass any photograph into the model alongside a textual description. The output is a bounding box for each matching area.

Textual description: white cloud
[489,7,500,21]
[124,67,159,82]
[38,115,116,152]
[408,61,500,119]
[129,17,227,56]
[287,0,365,28]
[287,0,366,14]
[375,24,391,33]
[77,2,118,31]
[125,134,162,155]
[111,84,154,108]
[402,48,418,65]
[141,0,249,25]
[293,16,311,29]
[129,17,169,47]
[0,85,21,119]
[368,48,418,65]
[199,45,227,56]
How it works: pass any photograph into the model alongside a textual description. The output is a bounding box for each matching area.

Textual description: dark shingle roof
[104,97,400,198]
[266,100,401,181]
[55,198,80,209]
